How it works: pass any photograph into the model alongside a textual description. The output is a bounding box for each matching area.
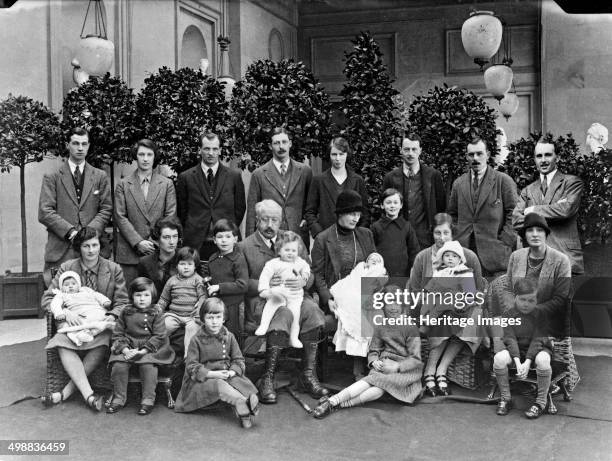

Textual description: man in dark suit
[382,132,446,248]
[38,127,112,286]
[245,127,312,246]
[176,132,246,260]
[448,137,518,276]
[239,200,327,404]
[114,139,177,284]
[512,140,584,274]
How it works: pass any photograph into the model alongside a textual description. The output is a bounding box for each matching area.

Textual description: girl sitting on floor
[312,285,423,418]
[174,297,259,429]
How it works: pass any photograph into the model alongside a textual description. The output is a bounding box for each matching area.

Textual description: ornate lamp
[484,21,514,100]
[499,92,519,121]
[74,0,114,78]
[217,36,235,101]
[461,11,503,70]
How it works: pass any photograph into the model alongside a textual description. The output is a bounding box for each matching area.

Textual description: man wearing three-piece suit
[448,137,518,276]
[114,139,177,284]
[512,140,584,274]
[176,132,246,260]
[38,127,113,286]
[245,127,312,247]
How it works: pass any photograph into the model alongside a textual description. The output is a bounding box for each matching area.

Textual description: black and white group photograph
[0,0,611,459]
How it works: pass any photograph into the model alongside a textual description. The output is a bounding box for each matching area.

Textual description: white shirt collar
[68,159,85,175]
[541,168,557,186]
[258,232,276,249]
[201,162,219,177]
[137,170,152,183]
[272,158,290,175]
[330,168,347,184]
[402,162,420,177]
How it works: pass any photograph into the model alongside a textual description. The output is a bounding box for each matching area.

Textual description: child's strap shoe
[496,399,513,416]
[525,403,544,419]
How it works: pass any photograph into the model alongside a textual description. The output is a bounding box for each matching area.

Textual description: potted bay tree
[0,94,60,318]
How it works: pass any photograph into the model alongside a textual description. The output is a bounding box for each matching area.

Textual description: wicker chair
[45,311,183,408]
[485,274,579,410]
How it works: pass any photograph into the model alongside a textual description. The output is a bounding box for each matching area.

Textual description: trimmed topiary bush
[340,31,400,211]
[0,94,61,273]
[408,84,499,188]
[62,73,138,168]
[230,59,332,171]
[137,67,228,175]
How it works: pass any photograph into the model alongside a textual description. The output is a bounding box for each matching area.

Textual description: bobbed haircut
[129,276,157,301]
[199,297,226,322]
[176,246,200,264]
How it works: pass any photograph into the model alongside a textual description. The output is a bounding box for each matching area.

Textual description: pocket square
[93,190,99,195]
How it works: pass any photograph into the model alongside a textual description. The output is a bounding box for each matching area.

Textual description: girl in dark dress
[106,277,175,415]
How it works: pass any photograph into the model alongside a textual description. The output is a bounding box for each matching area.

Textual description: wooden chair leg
[164,381,175,409]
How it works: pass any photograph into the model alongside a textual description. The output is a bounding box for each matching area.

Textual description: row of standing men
[39,126,584,287]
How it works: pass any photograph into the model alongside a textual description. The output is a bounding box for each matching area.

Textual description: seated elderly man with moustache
[238,199,328,404]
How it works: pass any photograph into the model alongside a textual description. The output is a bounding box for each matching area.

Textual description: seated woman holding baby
[408,213,486,397]
[41,227,129,411]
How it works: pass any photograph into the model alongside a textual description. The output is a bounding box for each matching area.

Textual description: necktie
[84,270,97,291]
[207,168,214,185]
[269,239,275,253]
[141,177,149,200]
[473,172,479,192]
[74,165,82,185]
[541,175,548,196]
[280,163,287,177]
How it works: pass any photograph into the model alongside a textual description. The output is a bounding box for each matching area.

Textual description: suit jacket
[304,168,370,237]
[448,166,518,274]
[512,171,584,274]
[41,257,129,318]
[505,246,572,337]
[114,171,177,265]
[245,158,312,236]
[176,163,246,250]
[238,230,313,298]
[382,162,446,233]
[38,161,112,263]
[311,226,376,306]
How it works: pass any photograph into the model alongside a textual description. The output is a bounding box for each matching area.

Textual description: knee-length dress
[174,326,257,412]
[108,305,175,365]
[362,322,423,403]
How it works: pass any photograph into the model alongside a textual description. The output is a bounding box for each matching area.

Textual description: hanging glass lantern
[499,92,519,121]
[461,11,503,69]
[484,64,513,100]
[217,36,235,101]
[74,0,114,76]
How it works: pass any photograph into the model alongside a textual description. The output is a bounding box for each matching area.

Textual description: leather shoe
[137,404,154,416]
[525,403,544,419]
[496,399,513,416]
[424,386,438,398]
[106,403,123,414]
[312,398,336,419]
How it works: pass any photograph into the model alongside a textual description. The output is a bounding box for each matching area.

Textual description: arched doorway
[181,25,208,71]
